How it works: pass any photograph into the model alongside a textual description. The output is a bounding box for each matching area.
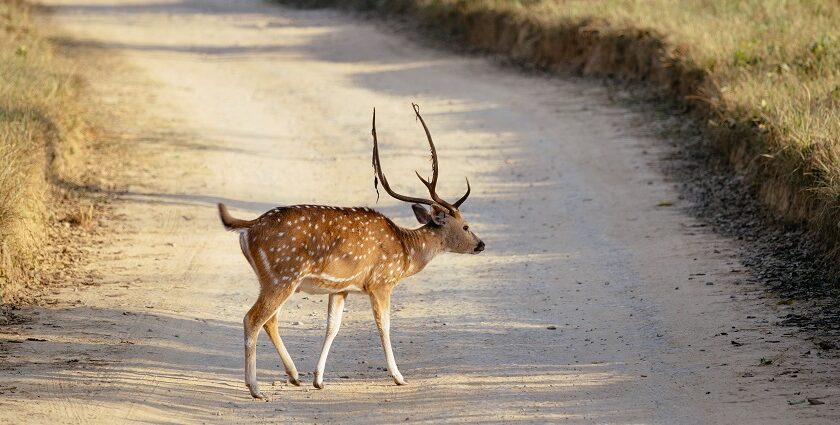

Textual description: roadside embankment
[0,0,101,304]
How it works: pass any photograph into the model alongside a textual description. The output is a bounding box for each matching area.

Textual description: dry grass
[0,0,90,301]
[284,0,840,257]
[62,204,95,230]
[518,0,840,229]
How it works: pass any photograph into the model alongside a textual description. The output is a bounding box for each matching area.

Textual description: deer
[218,104,484,400]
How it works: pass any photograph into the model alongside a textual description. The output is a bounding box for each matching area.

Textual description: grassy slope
[0,0,91,302]
[284,0,840,259]
[533,0,840,242]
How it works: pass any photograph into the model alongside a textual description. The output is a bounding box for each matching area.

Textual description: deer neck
[397,224,445,277]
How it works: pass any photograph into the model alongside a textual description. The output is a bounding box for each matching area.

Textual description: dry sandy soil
[1,0,839,423]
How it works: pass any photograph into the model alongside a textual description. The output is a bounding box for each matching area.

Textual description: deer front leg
[369,288,407,386]
[314,292,347,389]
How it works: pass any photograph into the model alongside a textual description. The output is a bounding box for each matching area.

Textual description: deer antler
[411,103,470,213]
[371,108,437,207]
[370,105,472,212]
[453,177,470,208]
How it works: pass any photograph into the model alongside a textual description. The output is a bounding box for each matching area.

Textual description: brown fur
[220,203,483,399]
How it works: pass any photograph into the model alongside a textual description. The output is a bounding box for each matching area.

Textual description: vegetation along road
[1,0,838,423]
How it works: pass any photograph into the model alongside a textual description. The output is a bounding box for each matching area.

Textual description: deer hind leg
[369,288,407,386]
[263,311,300,386]
[314,292,347,389]
[244,284,297,399]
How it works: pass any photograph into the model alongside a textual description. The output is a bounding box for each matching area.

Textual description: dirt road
[1,0,838,423]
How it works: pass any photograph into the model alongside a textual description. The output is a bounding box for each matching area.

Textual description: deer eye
[463,225,469,231]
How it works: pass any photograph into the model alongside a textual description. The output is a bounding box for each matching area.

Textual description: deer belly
[297,276,364,294]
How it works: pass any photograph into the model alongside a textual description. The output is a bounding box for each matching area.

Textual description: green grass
[0,0,89,301]
[281,0,840,257]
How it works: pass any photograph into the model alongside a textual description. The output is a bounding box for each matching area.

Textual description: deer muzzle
[473,240,485,253]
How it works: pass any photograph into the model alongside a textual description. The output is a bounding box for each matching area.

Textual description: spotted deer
[218,104,484,399]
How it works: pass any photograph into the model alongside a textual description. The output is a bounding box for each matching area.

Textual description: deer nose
[474,240,485,253]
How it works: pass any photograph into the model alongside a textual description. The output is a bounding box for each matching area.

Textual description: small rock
[817,340,836,350]
[546,325,557,330]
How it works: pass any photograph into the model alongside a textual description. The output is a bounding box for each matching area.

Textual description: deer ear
[429,204,448,225]
[412,204,433,224]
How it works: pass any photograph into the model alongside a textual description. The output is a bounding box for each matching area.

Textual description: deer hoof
[394,377,408,386]
[247,383,267,400]
[313,371,325,389]
[288,375,301,386]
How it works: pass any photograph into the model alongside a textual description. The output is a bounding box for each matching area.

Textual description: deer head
[371,104,484,255]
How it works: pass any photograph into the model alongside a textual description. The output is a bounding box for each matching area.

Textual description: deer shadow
[1,300,643,424]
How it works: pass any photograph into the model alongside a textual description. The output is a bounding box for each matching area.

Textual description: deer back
[239,205,410,292]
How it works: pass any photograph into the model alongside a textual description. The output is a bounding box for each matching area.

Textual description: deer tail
[218,203,253,231]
